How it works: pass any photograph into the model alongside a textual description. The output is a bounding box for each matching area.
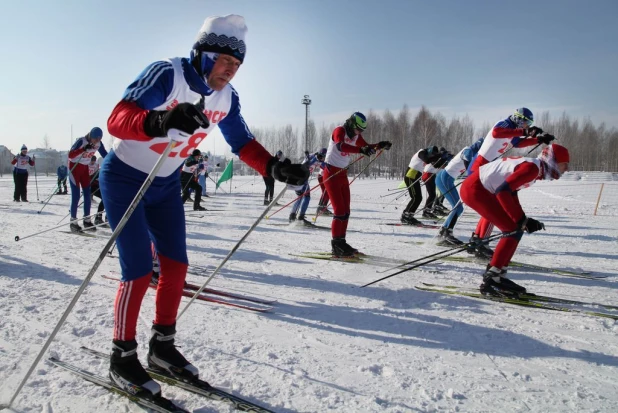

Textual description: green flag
[216,159,233,189]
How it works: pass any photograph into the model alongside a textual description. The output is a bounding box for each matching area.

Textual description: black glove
[84,143,93,151]
[359,146,376,157]
[143,102,210,138]
[268,157,309,185]
[523,126,543,137]
[518,215,545,233]
[377,141,393,150]
[537,134,555,145]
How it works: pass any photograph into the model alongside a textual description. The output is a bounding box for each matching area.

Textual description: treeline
[249,106,618,176]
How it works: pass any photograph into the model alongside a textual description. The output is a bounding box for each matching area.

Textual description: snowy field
[1,174,617,413]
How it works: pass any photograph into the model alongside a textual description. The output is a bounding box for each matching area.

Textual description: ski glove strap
[377,141,393,150]
[359,146,376,157]
[143,102,210,138]
[537,133,555,145]
[518,215,545,233]
[523,126,543,137]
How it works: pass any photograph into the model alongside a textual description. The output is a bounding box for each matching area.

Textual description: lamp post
[301,95,311,153]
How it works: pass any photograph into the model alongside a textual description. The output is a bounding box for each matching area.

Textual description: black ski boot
[94,213,104,226]
[467,233,493,259]
[148,324,199,380]
[83,218,96,231]
[109,339,161,396]
[193,205,206,211]
[342,239,359,255]
[317,205,333,216]
[422,209,437,219]
[70,218,82,233]
[436,227,464,246]
[297,214,314,227]
[289,212,297,223]
[401,212,421,226]
[480,266,527,296]
[331,238,356,257]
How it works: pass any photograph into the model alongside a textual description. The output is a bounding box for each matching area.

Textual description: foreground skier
[101,14,307,396]
[460,144,570,296]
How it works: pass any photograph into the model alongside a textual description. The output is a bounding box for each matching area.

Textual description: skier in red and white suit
[323,112,392,257]
[461,144,570,296]
[468,107,556,257]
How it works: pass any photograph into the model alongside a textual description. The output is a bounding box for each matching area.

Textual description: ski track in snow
[0,176,617,412]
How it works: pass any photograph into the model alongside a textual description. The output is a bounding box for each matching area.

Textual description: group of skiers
[10,13,571,401]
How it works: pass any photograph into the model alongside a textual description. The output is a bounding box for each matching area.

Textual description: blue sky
[1,0,616,155]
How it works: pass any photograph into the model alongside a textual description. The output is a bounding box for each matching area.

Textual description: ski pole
[15,211,103,242]
[381,174,422,198]
[314,151,383,223]
[177,186,288,321]
[3,131,181,410]
[362,231,518,287]
[33,161,39,201]
[209,175,226,193]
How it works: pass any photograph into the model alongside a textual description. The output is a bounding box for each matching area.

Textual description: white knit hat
[193,15,247,63]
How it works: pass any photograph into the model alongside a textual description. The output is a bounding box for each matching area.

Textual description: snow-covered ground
[0,175,617,413]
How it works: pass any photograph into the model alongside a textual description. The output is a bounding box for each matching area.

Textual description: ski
[420,283,618,311]
[440,255,600,278]
[267,222,331,230]
[101,274,272,312]
[290,253,364,263]
[380,222,441,229]
[61,230,98,238]
[48,357,188,412]
[165,286,273,312]
[81,347,275,413]
[182,281,277,305]
[415,285,618,320]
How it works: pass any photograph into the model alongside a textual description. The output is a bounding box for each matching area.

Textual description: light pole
[301,95,311,153]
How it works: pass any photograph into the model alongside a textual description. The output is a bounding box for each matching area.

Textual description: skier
[435,138,484,246]
[88,155,100,177]
[420,148,451,219]
[198,154,210,197]
[468,108,555,258]
[401,146,442,225]
[100,14,308,396]
[56,164,68,194]
[460,144,570,295]
[323,112,392,256]
[289,148,326,225]
[263,150,282,205]
[88,156,107,226]
[68,127,108,232]
[180,149,206,211]
[11,144,34,202]
[315,148,332,215]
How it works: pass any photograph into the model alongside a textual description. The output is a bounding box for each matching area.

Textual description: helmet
[91,156,97,161]
[191,149,201,157]
[89,127,103,140]
[21,144,27,151]
[510,108,534,128]
[319,147,327,156]
[538,144,570,180]
[347,112,367,131]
